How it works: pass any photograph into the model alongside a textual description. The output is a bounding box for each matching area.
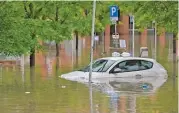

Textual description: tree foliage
[122,1,178,34]
[0,2,32,56]
[1,1,177,57]
[0,1,121,57]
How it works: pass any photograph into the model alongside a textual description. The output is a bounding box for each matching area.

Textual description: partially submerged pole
[89,0,96,83]
[89,2,96,113]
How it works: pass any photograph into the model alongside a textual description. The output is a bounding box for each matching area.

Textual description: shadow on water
[30,67,35,90]
[55,57,60,89]
[75,49,79,68]
[172,58,176,91]
[89,82,94,113]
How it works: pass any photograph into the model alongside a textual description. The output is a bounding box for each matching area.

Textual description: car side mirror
[113,68,122,73]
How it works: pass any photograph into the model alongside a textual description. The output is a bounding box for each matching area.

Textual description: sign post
[110,6,119,48]
[112,33,119,48]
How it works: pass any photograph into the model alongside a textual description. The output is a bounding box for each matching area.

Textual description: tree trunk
[55,57,59,88]
[103,32,105,53]
[173,34,176,55]
[75,31,79,67]
[55,5,59,57]
[75,47,79,67]
[75,31,78,51]
[30,67,35,89]
[30,49,35,67]
[173,33,177,73]
[56,56,59,70]
[172,33,177,88]
[30,33,36,67]
[56,43,59,57]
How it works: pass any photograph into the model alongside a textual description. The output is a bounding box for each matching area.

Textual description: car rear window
[140,60,153,69]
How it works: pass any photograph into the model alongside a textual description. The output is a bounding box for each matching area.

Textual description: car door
[109,60,142,78]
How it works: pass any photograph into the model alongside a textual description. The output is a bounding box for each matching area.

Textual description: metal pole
[115,23,117,35]
[89,0,96,83]
[89,82,93,113]
[154,21,157,60]
[132,16,135,57]
[115,22,118,48]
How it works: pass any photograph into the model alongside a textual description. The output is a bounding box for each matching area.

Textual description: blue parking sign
[110,6,119,21]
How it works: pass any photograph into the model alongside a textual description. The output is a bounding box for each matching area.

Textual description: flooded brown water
[0,33,178,113]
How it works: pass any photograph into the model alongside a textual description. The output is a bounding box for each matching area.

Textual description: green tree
[0,1,127,67]
[0,2,35,56]
[121,1,178,62]
[122,1,178,34]
[0,1,66,67]
[42,1,112,56]
[23,1,47,67]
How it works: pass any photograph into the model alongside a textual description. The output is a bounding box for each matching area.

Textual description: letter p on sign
[111,7,116,16]
[110,6,119,21]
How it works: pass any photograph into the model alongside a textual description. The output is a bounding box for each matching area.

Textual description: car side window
[124,60,139,71]
[110,61,126,73]
[110,60,154,73]
[139,60,153,70]
[116,61,127,72]
[110,60,140,73]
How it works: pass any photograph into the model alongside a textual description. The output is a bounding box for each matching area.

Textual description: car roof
[99,57,155,62]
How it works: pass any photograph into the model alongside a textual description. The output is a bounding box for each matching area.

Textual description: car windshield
[79,59,115,72]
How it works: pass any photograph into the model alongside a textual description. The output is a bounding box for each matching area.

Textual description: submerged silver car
[61,56,168,82]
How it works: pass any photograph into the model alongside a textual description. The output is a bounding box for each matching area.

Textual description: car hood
[60,71,102,82]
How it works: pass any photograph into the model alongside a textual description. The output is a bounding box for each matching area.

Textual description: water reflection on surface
[85,76,168,113]
[0,35,178,113]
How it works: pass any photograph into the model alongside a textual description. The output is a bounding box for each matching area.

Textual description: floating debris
[61,86,66,88]
[25,92,30,94]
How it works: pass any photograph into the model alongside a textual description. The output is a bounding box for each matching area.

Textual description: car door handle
[135,74,142,78]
